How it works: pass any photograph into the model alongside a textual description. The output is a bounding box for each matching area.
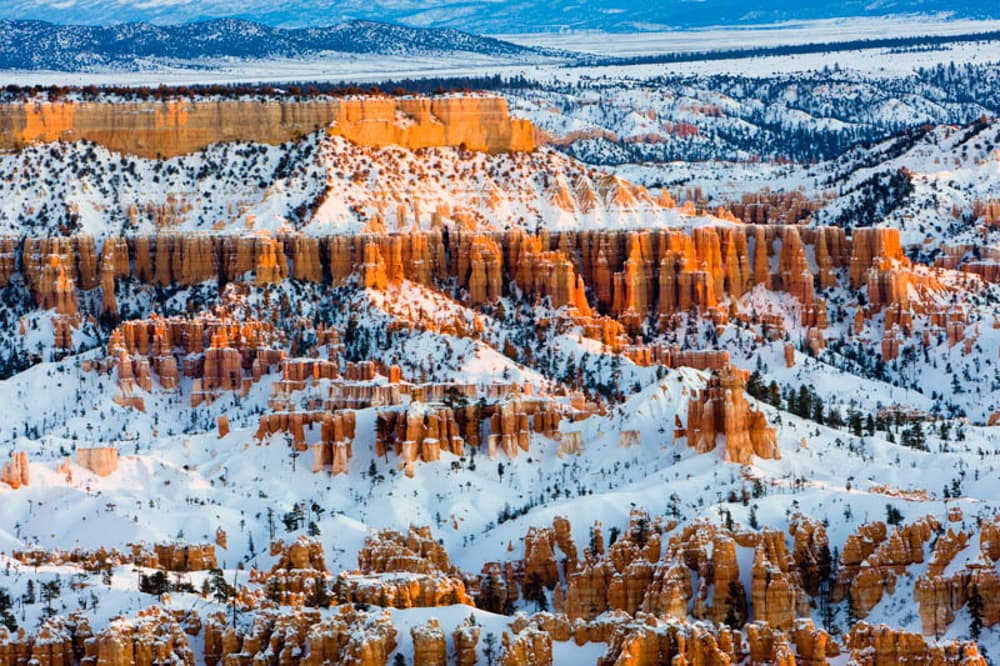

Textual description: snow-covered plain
[499,15,1000,57]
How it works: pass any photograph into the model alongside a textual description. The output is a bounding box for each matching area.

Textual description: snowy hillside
[0,59,999,664]
[0,18,541,71]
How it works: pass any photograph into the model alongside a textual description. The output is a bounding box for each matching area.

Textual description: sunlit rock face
[0,96,534,158]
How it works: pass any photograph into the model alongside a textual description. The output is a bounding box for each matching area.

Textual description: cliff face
[9,223,951,360]
[0,96,535,158]
[4,225,932,326]
[76,446,119,477]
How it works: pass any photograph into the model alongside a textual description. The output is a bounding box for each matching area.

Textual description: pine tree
[483,633,498,666]
[968,584,984,641]
[139,571,168,598]
[0,588,16,631]
[40,578,61,617]
[209,569,233,604]
[846,591,858,627]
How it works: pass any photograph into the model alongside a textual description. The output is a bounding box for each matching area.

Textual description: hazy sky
[1,0,997,33]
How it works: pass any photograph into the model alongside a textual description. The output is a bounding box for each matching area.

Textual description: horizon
[0,0,998,34]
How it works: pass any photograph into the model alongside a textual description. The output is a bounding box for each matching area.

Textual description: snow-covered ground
[499,15,1000,56]
[0,17,999,662]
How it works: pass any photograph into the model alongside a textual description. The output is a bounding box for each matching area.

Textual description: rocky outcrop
[336,572,473,609]
[0,237,16,288]
[78,607,195,666]
[593,614,837,665]
[359,527,456,575]
[751,537,808,630]
[0,96,535,158]
[727,191,824,226]
[10,224,960,361]
[153,543,217,571]
[345,526,472,608]
[847,516,937,618]
[1,451,30,489]
[500,623,552,666]
[789,515,831,597]
[453,618,481,666]
[105,308,286,408]
[552,516,579,576]
[272,536,327,572]
[466,235,504,305]
[411,618,447,666]
[203,606,397,666]
[524,527,561,590]
[623,345,730,371]
[914,516,1000,636]
[255,410,356,475]
[76,446,119,476]
[850,228,906,288]
[682,365,779,464]
[0,608,194,666]
[376,403,465,477]
[487,400,532,459]
[846,622,986,665]
[508,232,590,313]
[556,514,662,622]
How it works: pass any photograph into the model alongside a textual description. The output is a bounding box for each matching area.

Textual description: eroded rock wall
[0,96,535,158]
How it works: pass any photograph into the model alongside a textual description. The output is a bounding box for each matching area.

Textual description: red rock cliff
[0,96,535,158]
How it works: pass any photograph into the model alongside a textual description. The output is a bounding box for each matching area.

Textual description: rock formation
[846,622,986,665]
[915,516,1000,636]
[272,536,328,572]
[359,527,456,576]
[452,618,481,666]
[376,403,465,476]
[682,365,779,464]
[411,618,447,666]
[153,543,217,571]
[0,96,535,158]
[203,606,397,666]
[1,452,29,489]
[499,623,552,666]
[76,446,119,476]
[847,517,937,618]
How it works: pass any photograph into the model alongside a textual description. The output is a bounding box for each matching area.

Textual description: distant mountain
[0,18,538,71]
[0,0,998,33]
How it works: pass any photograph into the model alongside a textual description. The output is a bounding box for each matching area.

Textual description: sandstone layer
[0,96,535,158]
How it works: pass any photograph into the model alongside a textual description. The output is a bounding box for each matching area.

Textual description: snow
[1,16,1000,663]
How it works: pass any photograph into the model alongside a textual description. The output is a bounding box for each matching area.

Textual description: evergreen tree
[40,578,61,617]
[139,570,169,598]
[969,584,984,641]
[0,588,16,631]
[482,633,498,666]
[209,569,234,604]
